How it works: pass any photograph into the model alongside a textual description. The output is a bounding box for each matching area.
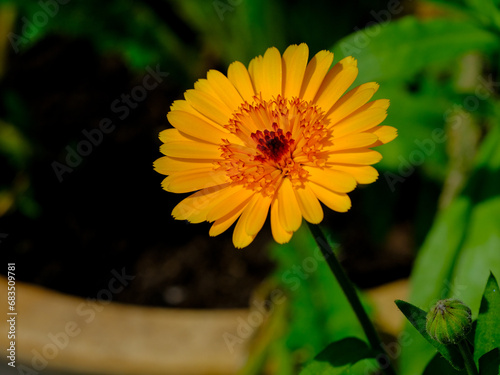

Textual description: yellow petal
[244,193,272,236]
[170,99,223,129]
[362,98,390,111]
[206,69,244,113]
[154,156,215,175]
[167,110,230,144]
[277,178,302,232]
[309,182,352,212]
[159,128,185,144]
[330,165,379,184]
[161,169,228,193]
[367,125,398,145]
[184,89,232,125]
[160,140,222,159]
[300,50,334,102]
[248,55,261,94]
[264,47,282,98]
[172,183,231,223]
[194,78,218,97]
[326,132,379,152]
[294,183,324,223]
[282,43,309,99]
[170,99,192,112]
[209,202,246,237]
[233,208,257,249]
[232,193,270,248]
[326,82,379,123]
[270,198,293,244]
[313,56,358,113]
[206,185,254,222]
[303,165,357,193]
[332,98,389,130]
[250,47,282,100]
[331,107,387,138]
[228,61,255,103]
[327,149,383,165]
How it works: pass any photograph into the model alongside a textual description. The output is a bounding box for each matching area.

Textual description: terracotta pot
[1,276,408,374]
[1,276,249,374]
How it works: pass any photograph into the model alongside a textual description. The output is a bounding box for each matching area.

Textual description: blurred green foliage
[330,1,500,374]
[299,337,378,374]
[400,100,500,375]
[238,226,373,374]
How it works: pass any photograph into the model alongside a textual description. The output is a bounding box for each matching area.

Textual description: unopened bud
[426,299,472,344]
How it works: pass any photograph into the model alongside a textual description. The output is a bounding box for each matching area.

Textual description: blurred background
[0,0,499,374]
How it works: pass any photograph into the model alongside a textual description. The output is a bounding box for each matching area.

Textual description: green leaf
[464,0,500,32]
[331,16,498,84]
[399,124,500,375]
[478,348,500,375]
[374,82,449,175]
[299,337,376,375]
[395,300,464,370]
[474,273,500,365]
[423,353,468,375]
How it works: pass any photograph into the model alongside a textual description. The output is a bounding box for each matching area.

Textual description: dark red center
[251,123,294,163]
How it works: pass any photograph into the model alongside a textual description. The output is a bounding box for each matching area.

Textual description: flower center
[217,95,330,196]
[251,123,294,163]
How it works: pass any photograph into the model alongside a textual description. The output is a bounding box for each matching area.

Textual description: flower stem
[307,222,397,375]
[457,341,478,375]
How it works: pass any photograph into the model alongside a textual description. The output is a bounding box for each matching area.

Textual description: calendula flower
[154,43,397,248]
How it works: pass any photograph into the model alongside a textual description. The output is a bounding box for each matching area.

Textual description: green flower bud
[426,299,472,344]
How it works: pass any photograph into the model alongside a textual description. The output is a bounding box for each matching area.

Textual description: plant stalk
[307,222,397,375]
[457,340,479,375]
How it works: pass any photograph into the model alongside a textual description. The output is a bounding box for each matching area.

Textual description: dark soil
[0,35,415,309]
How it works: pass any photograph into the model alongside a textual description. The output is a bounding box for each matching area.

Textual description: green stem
[457,340,478,375]
[307,222,397,375]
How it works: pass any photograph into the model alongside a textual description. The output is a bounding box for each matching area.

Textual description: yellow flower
[154,43,397,248]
